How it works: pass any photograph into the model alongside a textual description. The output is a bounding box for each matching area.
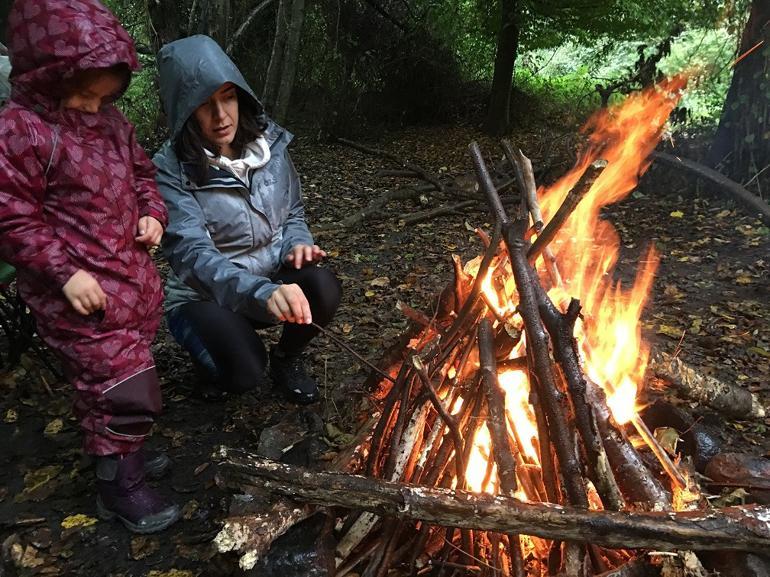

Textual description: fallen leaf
[20,545,45,568]
[181,499,199,520]
[748,346,770,358]
[60,514,98,529]
[654,427,680,456]
[710,488,749,508]
[670,210,684,218]
[735,274,753,285]
[147,570,194,577]
[364,290,376,298]
[44,419,63,437]
[663,284,685,301]
[15,465,63,503]
[130,535,159,560]
[369,276,390,288]
[342,323,353,334]
[4,409,17,423]
[656,325,683,339]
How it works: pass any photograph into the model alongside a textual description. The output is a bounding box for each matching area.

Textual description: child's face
[61,68,126,114]
[194,83,239,158]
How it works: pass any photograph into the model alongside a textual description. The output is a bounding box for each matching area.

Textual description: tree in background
[263,0,307,123]
[483,0,518,135]
[708,0,769,191]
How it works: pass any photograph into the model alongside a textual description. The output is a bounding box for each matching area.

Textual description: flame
[463,76,686,495]
[538,75,685,422]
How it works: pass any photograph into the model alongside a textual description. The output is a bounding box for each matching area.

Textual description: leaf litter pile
[1,123,769,576]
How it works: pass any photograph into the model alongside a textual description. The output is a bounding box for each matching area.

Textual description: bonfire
[214,76,770,577]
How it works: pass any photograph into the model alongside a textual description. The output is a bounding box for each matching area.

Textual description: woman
[153,35,341,404]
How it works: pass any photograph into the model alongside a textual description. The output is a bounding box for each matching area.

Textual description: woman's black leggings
[167,266,342,393]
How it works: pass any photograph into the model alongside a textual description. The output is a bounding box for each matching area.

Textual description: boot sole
[96,496,181,534]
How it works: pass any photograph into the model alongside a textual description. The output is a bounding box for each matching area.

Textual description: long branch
[527,159,607,262]
[216,450,770,553]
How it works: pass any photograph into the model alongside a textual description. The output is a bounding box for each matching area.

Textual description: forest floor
[1,122,769,577]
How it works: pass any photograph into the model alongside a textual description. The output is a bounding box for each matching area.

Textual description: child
[0,0,179,533]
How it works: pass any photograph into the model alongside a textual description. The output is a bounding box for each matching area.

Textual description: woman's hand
[62,269,107,315]
[135,216,164,248]
[267,284,312,324]
[285,244,326,269]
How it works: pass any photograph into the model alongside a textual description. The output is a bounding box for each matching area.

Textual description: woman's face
[194,83,239,157]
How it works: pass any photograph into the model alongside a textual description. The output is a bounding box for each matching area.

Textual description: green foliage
[513,26,738,127]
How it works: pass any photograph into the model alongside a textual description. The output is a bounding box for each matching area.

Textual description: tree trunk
[272,0,306,123]
[200,0,232,47]
[263,0,289,115]
[708,0,770,187]
[147,0,183,53]
[483,0,519,136]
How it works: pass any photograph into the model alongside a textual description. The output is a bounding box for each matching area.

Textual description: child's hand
[136,216,163,248]
[284,244,327,269]
[267,284,312,324]
[62,269,107,315]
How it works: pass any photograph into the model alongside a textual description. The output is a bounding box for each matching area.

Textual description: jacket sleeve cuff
[51,260,80,289]
[140,207,169,229]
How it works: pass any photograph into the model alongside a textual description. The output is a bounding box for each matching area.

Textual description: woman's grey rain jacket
[152,35,314,322]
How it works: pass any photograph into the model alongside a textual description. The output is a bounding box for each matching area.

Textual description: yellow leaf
[656,324,683,339]
[736,275,753,285]
[61,514,98,529]
[369,276,390,288]
[44,418,63,436]
[670,210,684,218]
[748,347,770,358]
[147,571,194,577]
[654,427,680,456]
[715,209,731,218]
[4,409,17,423]
[14,465,64,503]
[342,323,353,334]
[364,290,376,298]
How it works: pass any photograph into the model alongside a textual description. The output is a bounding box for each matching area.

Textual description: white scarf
[205,137,271,182]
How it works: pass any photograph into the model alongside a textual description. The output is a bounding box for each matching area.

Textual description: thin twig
[312,322,396,383]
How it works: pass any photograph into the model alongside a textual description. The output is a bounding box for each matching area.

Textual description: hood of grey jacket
[157,34,264,140]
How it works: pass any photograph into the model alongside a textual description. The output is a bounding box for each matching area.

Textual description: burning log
[216,449,770,553]
[648,350,765,420]
[471,141,589,510]
[527,159,607,263]
[501,140,563,288]
[584,377,671,509]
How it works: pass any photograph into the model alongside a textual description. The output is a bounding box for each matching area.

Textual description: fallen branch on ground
[216,449,770,553]
[651,151,770,224]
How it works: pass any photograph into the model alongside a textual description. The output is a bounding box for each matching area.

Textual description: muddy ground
[1,123,769,577]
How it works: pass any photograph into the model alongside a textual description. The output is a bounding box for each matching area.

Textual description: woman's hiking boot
[96,452,180,534]
[269,347,320,404]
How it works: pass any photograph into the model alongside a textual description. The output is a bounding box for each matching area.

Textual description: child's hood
[156,35,264,141]
[6,0,139,111]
